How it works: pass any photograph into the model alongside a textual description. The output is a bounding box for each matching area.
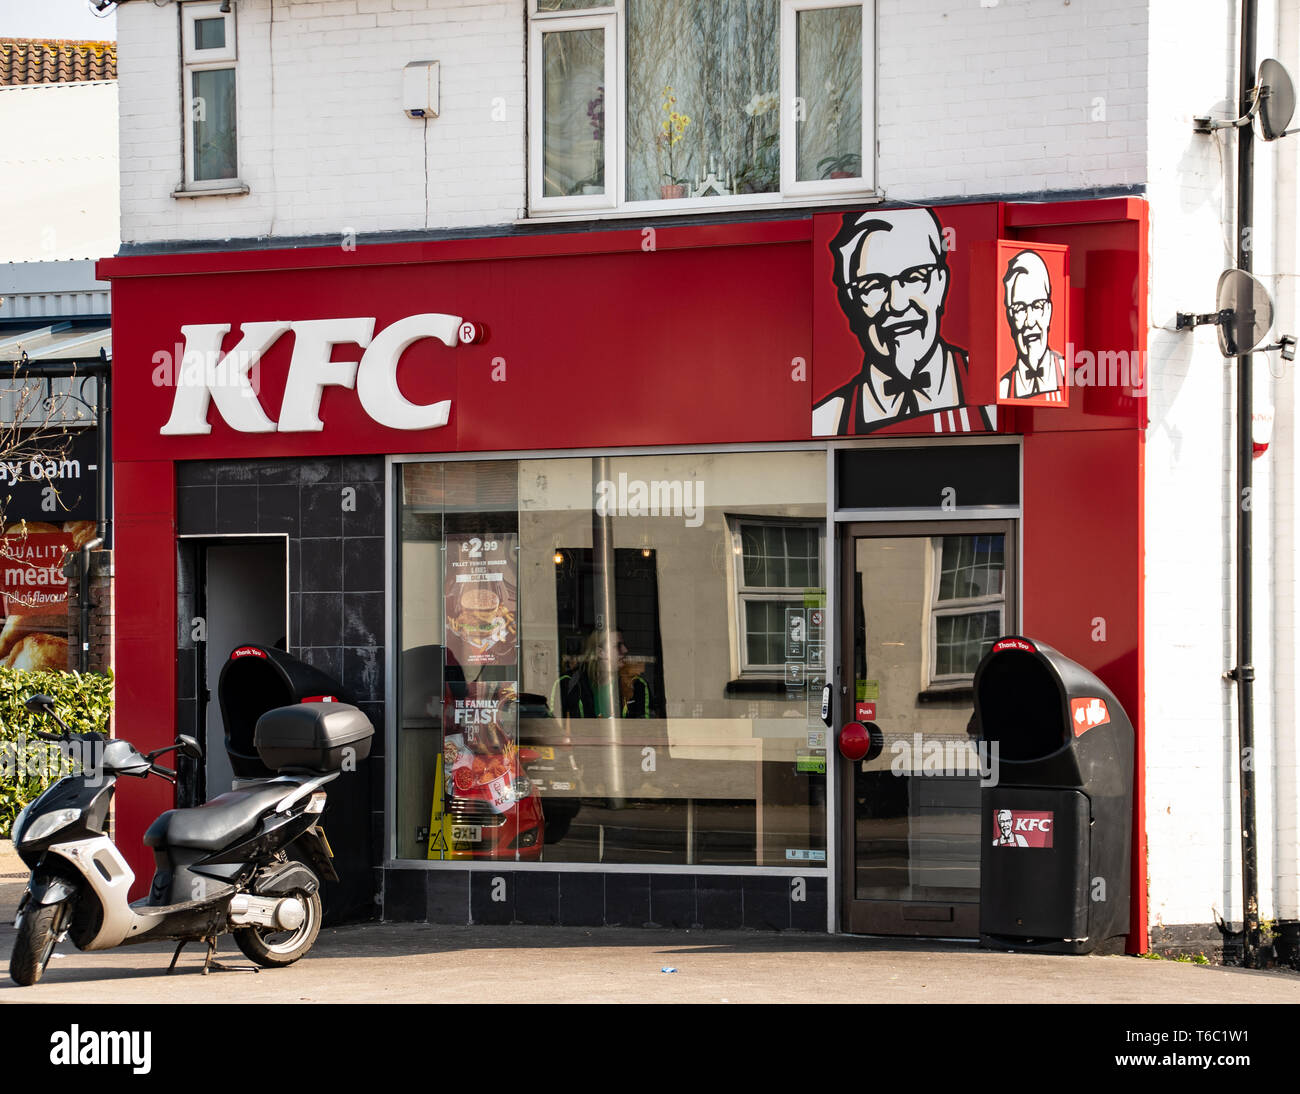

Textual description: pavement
[2,841,1298,1004]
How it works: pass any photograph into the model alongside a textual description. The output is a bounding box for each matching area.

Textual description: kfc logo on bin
[992,808,1054,848]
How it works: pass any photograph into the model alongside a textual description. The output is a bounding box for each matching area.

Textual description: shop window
[928,534,1005,687]
[527,0,874,215]
[729,518,824,676]
[395,452,828,868]
[180,2,240,191]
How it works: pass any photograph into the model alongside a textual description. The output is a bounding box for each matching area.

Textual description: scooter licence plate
[451,824,482,843]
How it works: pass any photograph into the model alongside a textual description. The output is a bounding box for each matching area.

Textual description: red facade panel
[101,199,1149,937]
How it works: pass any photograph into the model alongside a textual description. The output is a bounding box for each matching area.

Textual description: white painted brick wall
[117,0,1146,245]
[879,0,1147,201]
[116,0,525,244]
[1142,0,1295,932]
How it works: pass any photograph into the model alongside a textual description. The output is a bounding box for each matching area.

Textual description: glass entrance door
[838,523,1015,936]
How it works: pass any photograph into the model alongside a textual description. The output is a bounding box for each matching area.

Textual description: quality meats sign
[444,533,517,667]
[0,524,91,671]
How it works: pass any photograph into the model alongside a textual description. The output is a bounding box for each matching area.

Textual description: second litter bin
[972,635,1133,954]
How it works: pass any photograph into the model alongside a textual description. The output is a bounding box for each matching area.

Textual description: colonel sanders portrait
[813,208,990,436]
[992,808,1029,847]
[999,249,1065,401]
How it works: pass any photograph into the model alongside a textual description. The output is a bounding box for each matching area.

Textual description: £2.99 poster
[444,533,518,667]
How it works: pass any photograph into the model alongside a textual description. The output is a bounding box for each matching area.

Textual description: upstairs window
[528,0,874,215]
[181,1,239,189]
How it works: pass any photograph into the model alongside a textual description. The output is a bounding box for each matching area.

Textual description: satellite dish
[1216,269,1274,357]
[1258,58,1296,140]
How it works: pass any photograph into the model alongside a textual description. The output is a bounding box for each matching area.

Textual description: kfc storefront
[98,196,1147,943]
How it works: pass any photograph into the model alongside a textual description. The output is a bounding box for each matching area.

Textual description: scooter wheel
[232,891,322,968]
[9,901,65,986]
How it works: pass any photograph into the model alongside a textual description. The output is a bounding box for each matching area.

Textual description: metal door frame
[837,518,1018,936]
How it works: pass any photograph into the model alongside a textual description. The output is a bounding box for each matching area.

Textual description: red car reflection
[442,743,545,861]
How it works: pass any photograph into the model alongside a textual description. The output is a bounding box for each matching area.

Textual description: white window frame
[528,11,620,215]
[730,516,825,677]
[927,535,1005,689]
[527,0,874,216]
[180,1,242,193]
[780,0,876,198]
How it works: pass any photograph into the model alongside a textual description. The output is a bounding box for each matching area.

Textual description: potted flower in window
[657,85,692,200]
[734,90,779,194]
[818,152,861,180]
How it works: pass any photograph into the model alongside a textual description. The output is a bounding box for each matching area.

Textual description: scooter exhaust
[228,894,307,931]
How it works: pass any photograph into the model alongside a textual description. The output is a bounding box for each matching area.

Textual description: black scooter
[8,692,372,985]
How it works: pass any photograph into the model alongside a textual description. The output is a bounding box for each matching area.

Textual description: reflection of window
[731,518,823,674]
[181,2,239,189]
[527,0,873,214]
[929,535,1005,685]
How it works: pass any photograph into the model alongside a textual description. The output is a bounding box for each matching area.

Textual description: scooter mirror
[24,693,55,715]
[176,734,203,760]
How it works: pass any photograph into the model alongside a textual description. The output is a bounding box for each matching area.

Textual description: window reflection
[397,452,828,866]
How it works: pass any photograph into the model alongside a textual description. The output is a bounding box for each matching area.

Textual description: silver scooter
[9,693,370,985]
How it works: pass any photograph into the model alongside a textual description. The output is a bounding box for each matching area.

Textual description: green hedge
[0,668,113,838]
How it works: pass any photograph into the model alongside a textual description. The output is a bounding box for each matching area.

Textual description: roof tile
[0,39,117,87]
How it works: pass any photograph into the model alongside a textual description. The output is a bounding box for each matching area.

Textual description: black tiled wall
[383,868,828,932]
[175,457,386,923]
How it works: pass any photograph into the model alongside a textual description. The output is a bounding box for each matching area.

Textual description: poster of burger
[443,682,519,813]
[444,533,518,667]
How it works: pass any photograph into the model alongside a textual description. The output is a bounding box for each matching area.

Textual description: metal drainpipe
[78,536,104,674]
[590,457,624,810]
[78,354,111,676]
[1231,0,1262,969]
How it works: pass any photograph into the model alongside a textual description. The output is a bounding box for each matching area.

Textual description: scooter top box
[254,702,374,773]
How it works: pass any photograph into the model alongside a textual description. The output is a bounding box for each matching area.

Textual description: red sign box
[970,239,1071,409]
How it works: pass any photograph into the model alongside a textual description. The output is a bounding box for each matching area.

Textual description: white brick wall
[117,0,1147,245]
[117,0,525,243]
[1142,0,1300,932]
[879,0,1148,201]
[1142,0,1240,933]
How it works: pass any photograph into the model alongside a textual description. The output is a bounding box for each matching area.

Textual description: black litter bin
[973,635,1133,954]
[217,644,356,778]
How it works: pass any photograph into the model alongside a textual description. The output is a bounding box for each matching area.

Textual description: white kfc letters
[159,313,463,435]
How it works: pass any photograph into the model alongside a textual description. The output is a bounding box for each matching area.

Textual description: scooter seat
[143,785,290,852]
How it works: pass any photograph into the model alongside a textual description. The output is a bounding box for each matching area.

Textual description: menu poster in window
[444,533,518,666]
[443,682,519,814]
